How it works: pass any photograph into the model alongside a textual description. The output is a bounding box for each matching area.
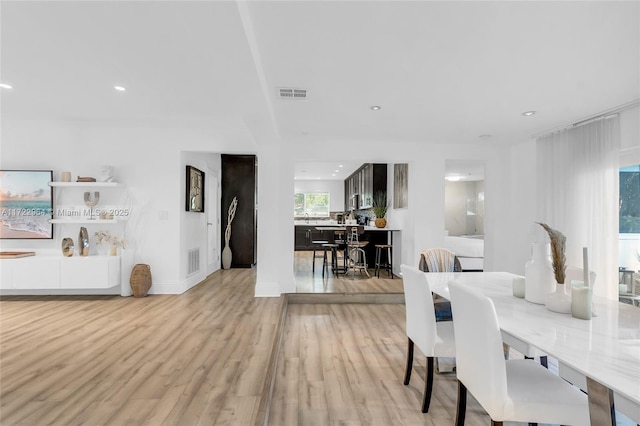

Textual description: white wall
[620,106,640,163]
[3,117,549,297]
[180,152,221,292]
[293,179,345,213]
[1,119,257,295]
[288,140,513,279]
[486,139,537,275]
[256,145,296,296]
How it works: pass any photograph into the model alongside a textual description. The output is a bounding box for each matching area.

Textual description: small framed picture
[186,165,205,212]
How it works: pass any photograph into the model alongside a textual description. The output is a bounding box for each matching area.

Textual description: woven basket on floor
[130,264,152,297]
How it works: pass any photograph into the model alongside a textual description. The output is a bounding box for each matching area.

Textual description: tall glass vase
[524,242,555,304]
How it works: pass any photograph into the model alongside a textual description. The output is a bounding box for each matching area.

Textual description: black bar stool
[374,243,393,278]
[333,230,347,274]
[312,240,329,273]
[322,243,340,277]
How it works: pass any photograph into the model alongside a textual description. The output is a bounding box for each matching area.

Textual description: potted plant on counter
[372,191,389,228]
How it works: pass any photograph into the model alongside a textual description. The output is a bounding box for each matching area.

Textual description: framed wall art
[186,165,205,213]
[393,163,408,209]
[0,170,53,239]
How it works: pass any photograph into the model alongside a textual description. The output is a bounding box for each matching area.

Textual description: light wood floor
[2,261,633,425]
[0,268,282,426]
[269,302,491,426]
[0,262,484,426]
[294,250,404,294]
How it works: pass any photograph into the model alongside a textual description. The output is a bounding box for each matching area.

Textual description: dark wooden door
[221,154,257,268]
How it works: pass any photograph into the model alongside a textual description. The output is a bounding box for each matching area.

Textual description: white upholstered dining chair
[400,264,456,413]
[448,281,590,426]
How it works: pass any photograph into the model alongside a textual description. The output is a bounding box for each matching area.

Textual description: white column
[255,146,295,296]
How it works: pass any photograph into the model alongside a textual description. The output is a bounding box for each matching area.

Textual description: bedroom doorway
[444,160,485,237]
[444,160,485,271]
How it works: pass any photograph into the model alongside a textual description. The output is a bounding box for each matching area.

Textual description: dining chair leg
[540,355,548,368]
[525,354,548,369]
[491,421,503,426]
[455,380,467,426]
[403,338,414,385]
[421,356,434,413]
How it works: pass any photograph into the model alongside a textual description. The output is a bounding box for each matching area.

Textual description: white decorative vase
[545,283,572,313]
[524,242,555,304]
[222,244,232,270]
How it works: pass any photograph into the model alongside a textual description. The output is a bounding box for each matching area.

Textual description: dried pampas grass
[537,222,566,284]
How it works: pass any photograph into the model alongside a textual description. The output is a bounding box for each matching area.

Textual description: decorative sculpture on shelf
[222,197,238,270]
[61,237,74,257]
[94,230,127,256]
[78,227,89,256]
[99,165,114,182]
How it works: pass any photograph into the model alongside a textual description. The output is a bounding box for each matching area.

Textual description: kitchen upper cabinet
[344,164,387,210]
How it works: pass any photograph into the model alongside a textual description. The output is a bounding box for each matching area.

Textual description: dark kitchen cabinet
[344,163,387,210]
[221,154,257,268]
[295,227,310,250]
[294,226,335,250]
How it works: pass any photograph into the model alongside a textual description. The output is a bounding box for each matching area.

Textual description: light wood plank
[270,303,494,426]
[0,269,281,426]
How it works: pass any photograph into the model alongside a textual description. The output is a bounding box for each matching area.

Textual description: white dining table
[423,271,640,426]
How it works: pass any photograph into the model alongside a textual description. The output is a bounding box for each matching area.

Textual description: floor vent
[277,87,308,100]
[188,248,200,276]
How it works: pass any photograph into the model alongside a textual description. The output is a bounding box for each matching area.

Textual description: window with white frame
[294,193,330,217]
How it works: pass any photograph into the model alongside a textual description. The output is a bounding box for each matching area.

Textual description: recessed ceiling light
[338,165,343,168]
[370,105,381,111]
[0,83,13,89]
[334,170,339,173]
[332,174,336,177]
[114,85,126,92]
[522,111,536,116]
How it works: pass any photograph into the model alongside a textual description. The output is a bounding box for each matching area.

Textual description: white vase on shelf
[545,282,572,313]
[524,242,555,304]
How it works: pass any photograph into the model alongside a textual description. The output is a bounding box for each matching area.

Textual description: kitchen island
[294,223,401,271]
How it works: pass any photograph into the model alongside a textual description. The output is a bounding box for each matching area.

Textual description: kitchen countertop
[314,225,401,232]
[293,222,401,231]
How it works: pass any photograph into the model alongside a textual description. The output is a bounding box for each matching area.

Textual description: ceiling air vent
[278,87,308,100]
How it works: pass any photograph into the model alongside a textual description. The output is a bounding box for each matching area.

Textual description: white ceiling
[294,161,363,181]
[2,1,639,179]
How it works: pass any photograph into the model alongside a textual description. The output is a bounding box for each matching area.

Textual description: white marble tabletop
[422,271,640,423]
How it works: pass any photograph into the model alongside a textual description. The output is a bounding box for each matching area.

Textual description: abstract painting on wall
[186,165,205,213]
[394,163,408,209]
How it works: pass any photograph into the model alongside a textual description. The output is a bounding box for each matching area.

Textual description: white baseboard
[254,281,282,297]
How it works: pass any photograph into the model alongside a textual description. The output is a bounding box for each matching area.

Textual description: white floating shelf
[49,218,119,224]
[48,182,120,187]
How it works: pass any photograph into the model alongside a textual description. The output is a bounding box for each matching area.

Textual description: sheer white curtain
[537,116,620,299]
